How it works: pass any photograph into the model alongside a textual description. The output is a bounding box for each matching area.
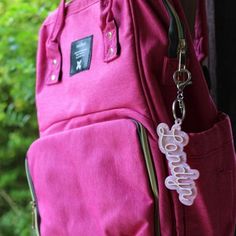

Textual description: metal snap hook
[173,68,192,91]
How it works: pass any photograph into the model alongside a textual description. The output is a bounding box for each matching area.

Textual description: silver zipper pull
[172,38,192,123]
[174,39,192,90]
[177,39,187,70]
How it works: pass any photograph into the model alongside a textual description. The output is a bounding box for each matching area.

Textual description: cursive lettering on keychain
[157,122,200,206]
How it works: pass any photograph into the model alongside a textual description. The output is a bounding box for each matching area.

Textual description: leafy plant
[0,1,57,235]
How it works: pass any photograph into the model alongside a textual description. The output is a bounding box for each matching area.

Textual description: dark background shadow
[209,1,236,144]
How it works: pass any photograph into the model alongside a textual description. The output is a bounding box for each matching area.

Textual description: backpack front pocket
[25,118,160,236]
[183,113,236,236]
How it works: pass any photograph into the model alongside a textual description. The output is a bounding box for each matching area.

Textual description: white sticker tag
[157,122,199,206]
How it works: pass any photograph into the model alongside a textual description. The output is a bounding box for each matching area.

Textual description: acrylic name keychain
[157,39,200,206]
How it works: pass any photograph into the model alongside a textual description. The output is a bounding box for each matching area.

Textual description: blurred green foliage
[0,1,57,235]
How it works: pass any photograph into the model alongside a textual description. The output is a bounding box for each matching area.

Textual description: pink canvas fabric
[193,0,209,62]
[26,0,236,235]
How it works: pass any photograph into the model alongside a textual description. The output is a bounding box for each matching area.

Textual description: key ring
[172,97,186,123]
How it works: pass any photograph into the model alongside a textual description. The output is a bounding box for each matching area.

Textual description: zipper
[164,0,184,40]
[25,158,41,236]
[163,0,187,58]
[162,2,188,235]
[133,120,160,236]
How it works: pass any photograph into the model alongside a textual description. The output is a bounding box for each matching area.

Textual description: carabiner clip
[173,68,192,91]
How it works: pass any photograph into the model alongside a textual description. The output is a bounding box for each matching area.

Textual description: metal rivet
[109,47,114,55]
[53,59,57,65]
[51,74,56,81]
[107,31,113,39]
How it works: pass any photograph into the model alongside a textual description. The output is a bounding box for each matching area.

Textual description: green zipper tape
[134,121,160,236]
[25,158,40,236]
[163,0,185,57]
[164,0,184,39]
[138,125,159,198]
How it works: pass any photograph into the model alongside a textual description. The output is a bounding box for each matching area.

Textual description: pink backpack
[25,0,236,235]
[193,0,208,63]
